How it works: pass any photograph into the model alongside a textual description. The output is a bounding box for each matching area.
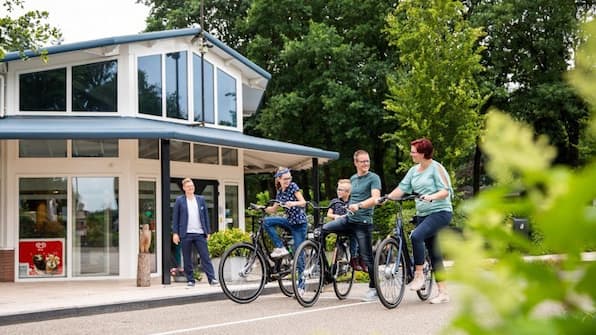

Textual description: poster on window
[19,238,65,277]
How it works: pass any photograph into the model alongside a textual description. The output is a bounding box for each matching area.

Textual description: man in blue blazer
[172,178,218,286]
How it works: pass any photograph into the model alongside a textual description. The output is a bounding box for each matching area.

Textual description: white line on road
[148,301,373,335]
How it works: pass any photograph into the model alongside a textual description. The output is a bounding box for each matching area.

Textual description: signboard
[18,238,65,278]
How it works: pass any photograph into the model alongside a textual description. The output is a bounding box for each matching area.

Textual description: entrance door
[169,178,219,233]
[169,178,219,272]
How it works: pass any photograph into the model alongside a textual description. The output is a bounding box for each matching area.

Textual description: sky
[16,0,151,44]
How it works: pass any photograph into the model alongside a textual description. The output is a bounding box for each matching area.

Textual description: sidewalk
[2,252,594,326]
[0,277,254,326]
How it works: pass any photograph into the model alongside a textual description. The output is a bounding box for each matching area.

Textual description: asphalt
[0,277,275,326]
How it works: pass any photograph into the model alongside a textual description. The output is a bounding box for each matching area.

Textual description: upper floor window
[20,68,66,111]
[217,69,237,127]
[138,55,162,117]
[193,53,214,124]
[137,51,238,128]
[72,60,118,112]
[19,60,118,113]
[165,51,188,120]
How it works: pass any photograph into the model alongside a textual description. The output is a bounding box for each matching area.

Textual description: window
[138,139,159,160]
[72,177,119,276]
[139,180,157,273]
[72,60,118,112]
[170,140,190,162]
[138,55,162,116]
[165,51,188,120]
[217,69,237,127]
[193,144,218,164]
[72,139,118,157]
[224,185,239,229]
[19,140,67,157]
[222,147,238,166]
[19,68,67,111]
[18,177,67,278]
[192,53,214,124]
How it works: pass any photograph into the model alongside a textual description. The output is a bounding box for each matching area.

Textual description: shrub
[207,228,251,258]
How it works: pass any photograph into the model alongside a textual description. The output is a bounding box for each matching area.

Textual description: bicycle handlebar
[378,193,429,204]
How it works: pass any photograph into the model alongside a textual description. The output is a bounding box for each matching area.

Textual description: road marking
[148,301,373,335]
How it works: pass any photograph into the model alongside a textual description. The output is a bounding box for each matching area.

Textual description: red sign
[19,239,65,277]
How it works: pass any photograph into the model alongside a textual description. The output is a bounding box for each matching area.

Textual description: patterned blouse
[276,182,307,225]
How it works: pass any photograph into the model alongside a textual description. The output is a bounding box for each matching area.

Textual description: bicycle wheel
[291,240,323,307]
[416,254,434,300]
[332,239,354,299]
[218,242,266,304]
[277,256,294,297]
[374,237,406,309]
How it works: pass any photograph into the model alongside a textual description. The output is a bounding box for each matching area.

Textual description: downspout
[0,74,5,118]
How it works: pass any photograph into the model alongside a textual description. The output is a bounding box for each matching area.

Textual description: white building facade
[0,28,337,282]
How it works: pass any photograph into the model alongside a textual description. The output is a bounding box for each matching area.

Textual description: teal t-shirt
[398,160,453,217]
[348,171,382,224]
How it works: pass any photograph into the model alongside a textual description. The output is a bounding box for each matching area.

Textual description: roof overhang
[0,116,338,173]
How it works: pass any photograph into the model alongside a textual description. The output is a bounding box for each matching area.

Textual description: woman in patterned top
[264,167,308,258]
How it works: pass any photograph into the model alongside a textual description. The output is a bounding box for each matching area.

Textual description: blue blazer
[172,195,211,238]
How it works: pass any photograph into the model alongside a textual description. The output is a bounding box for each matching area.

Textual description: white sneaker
[409,273,425,291]
[361,288,378,302]
[270,247,290,258]
[429,292,450,304]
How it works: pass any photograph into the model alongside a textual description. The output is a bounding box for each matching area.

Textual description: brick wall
[0,249,15,282]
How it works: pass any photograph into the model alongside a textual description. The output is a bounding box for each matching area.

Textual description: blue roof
[0,116,338,160]
[1,28,271,81]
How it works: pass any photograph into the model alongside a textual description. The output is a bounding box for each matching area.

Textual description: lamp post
[192,0,210,126]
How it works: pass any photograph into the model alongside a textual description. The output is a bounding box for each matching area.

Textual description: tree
[138,0,252,51]
[383,0,486,177]
[465,0,595,167]
[0,0,62,60]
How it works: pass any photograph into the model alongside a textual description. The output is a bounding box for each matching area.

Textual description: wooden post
[137,253,151,287]
[137,223,152,287]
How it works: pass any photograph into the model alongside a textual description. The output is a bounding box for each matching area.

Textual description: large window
[137,52,239,128]
[18,178,67,278]
[72,177,119,276]
[217,69,237,127]
[138,55,162,117]
[19,68,67,111]
[166,51,188,120]
[72,60,118,112]
[192,54,214,123]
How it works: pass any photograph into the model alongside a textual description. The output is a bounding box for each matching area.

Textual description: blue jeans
[181,233,216,283]
[323,218,375,288]
[263,216,307,253]
[264,217,307,274]
[410,211,452,275]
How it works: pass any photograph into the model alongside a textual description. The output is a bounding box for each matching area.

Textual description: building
[0,28,338,282]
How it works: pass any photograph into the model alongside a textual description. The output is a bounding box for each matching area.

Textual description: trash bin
[512,217,530,238]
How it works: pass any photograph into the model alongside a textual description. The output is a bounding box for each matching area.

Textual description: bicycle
[373,194,434,309]
[291,202,355,307]
[218,200,294,303]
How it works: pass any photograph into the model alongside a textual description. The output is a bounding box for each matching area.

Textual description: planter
[216,256,247,281]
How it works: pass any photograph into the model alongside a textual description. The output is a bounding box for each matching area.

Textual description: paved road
[0,284,458,335]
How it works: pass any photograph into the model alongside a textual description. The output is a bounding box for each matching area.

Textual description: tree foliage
[0,0,62,61]
[442,19,596,334]
[383,0,486,174]
[466,0,595,166]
